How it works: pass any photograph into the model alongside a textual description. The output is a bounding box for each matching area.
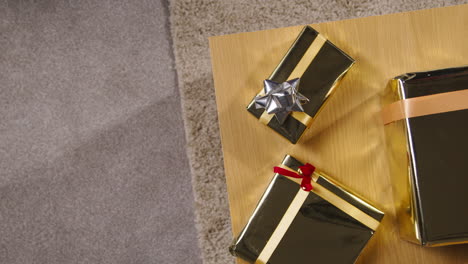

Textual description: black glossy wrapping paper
[230,155,384,263]
[390,67,468,246]
[247,26,354,144]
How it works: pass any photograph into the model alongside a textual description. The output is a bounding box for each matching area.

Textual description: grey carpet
[169,0,468,263]
[0,0,201,264]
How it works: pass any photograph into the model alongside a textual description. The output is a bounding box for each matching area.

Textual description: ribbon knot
[273,163,316,191]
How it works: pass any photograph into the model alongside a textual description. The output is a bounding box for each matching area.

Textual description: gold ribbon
[255,163,381,264]
[258,34,327,126]
[382,89,468,125]
[254,189,309,264]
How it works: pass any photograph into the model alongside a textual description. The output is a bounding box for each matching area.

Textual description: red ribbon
[273,163,316,191]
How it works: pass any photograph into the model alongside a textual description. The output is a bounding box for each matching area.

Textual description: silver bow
[254,78,309,124]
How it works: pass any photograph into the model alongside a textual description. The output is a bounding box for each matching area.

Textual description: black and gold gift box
[230,155,384,263]
[382,66,468,246]
[247,26,355,144]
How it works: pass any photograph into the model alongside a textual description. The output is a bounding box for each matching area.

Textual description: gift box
[247,26,354,144]
[382,66,468,246]
[230,155,384,263]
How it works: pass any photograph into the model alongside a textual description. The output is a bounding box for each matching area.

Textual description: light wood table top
[209,5,468,264]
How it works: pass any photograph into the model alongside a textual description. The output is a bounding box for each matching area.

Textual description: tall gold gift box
[383,66,468,246]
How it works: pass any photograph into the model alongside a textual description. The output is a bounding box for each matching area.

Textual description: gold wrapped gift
[382,66,468,246]
[247,26,354,144]
[230,155,384,263]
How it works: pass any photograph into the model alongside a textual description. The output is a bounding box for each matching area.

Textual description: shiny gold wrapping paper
[246,26,354,144]
[230,155,384,263]
[383,66,468,246]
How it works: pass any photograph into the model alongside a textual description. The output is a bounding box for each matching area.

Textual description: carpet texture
[0,0,201,263]
[169,1,468,263]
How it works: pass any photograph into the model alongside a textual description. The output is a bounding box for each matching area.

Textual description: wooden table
[209,5,468,264]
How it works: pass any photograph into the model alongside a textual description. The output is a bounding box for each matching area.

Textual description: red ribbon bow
[273,163,316,191]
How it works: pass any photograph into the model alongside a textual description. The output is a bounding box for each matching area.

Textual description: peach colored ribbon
[382,89,468,125]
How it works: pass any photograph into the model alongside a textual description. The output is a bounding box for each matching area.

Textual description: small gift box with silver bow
[229,155,384,264]
[247,26,354,143]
